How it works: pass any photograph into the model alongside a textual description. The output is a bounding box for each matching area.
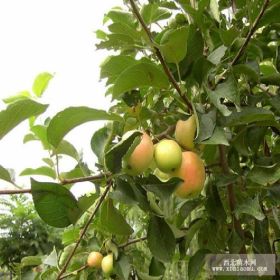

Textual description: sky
[0,0,122,196]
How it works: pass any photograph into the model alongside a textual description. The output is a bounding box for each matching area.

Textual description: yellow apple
[87,251,103,268]
[172,151,205,198]
[175,115,197,150]
[101,253,113,275]
[154,139,182,173]
[124,131,154,175]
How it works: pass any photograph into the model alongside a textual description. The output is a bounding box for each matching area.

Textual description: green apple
[175,115,197,150]
[101,253,113,275]
[87,251,103,268]
[154,139,182,173]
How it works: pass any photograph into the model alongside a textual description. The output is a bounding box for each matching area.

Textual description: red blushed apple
[124,131,154,175]
[87,251,103,268]
[172,151,206,198]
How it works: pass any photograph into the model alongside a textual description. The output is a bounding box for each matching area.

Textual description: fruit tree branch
[119,236,147,249]
[56,182,112,279]
[231,0,270,66]
[60,265,88,279]
[219,145,246,254]
[153,125,175,144]
[128,0,193,113]
[0,188,31,195]
[60,172,111,185]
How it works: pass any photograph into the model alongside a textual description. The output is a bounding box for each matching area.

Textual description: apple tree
[0,0,280,279]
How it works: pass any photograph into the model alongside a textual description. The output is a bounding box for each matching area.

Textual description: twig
[56,182,112,279]
[60,265,88,279]
[60,172,110,185]
[128,0,193,113]
[0,189,31,195]
[153,125,175,144]
[219,145,246,254]
[231,0,270,65]
[119,236,147,249]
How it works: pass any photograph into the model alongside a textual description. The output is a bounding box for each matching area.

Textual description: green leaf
[99,199,133,235]
[248,164,280,185]
[137,271,162,280]
[185,219,205,249]
[207,45,227,65]
[108,22,140,41]
[106,9,135,26]
[233,62,260,83]
[225,108,275,126]
[31,179,81,228]
[195,110,216,143]
[207,75,238,116]
[105,131,142,173]
[21,256,42,268]
[2,91,31,104]
[258,1,280,27]
[112,62,169,98]
[32,72,53,97]
[149,257,165,277]
[159,27,188,63]
[260,73,280,86]
[209,0,220,22]
[201,127,229,146]
[62,227,80,245]
[77,193,98,212]
[235,196,265,221]
[0,99,48,140]
[54,140,79,160]
[91,126,112,164]
[253,218,272,254]
[100,55,137,84]
[140,175,183,202]
[141,3,171,24]
[47,106,122,147]
[0,165,12,183]
[205,185,226,222]
[188,249,210,280]
[31,125,50,149]
[147,216,176,262]
[20,166,56,179]
[43,248,58,267]
[115,254,131,280]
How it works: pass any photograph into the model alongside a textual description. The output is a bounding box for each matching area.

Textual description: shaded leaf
[99,199,133,235]
[188,249,211,280]
[147,216,175,262]
[105,131,141,173]
[248,164,280,186]
[235,196,265,221]
[201,127,229,146]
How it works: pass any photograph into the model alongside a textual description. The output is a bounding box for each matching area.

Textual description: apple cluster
[124,115,206,198]
[87,251,113,275]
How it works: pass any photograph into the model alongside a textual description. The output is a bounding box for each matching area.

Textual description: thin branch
[119,236,147,249]
[60,172,110,185]
[231,0,270,65]
[153,125,175,144]
[60,265,88,279]
[128,0,193,113]
[0,189,31,195]
[219,145,246,254]
[56,182,112,279]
